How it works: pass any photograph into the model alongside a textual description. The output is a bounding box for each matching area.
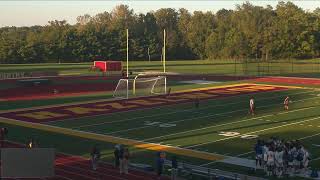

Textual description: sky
[1,1,320,27]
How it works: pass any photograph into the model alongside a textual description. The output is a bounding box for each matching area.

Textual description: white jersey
[275,151,284,164]
[267,151,275,164]
[263,146,269,161]
[250,99,255,107]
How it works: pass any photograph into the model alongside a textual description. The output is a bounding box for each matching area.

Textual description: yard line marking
[311,156,320,162]
[298,132,320,140]
[71,88,312,129]
[278,107,315,114]
[186,116,320,149]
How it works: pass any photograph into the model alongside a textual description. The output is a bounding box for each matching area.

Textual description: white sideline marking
[186,116,320,149]
[70,89,313,129]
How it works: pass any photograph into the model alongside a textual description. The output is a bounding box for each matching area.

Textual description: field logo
[144,121,176,128]
[219,131,258,139]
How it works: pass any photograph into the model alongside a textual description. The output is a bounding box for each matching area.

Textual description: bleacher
[164,159,267,180]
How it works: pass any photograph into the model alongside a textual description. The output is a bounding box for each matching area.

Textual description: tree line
[1,2,320,64]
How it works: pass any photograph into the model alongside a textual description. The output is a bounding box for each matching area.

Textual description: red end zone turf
[0,84,295,123]
[1,141,168,180]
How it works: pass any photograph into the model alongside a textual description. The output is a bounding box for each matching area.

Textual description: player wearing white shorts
[262,144,268,172]
[266,147,275,176]
[302,148,310,174]
[249,97,255,116]
[275,148,284,178]
[284,96,290,110]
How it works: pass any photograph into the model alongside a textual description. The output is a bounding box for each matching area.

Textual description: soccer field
[1,79,320,178]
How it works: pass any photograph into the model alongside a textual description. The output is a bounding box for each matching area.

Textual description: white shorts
[276,161,283,168]
[256,154,262,160]
[267,160,274,166]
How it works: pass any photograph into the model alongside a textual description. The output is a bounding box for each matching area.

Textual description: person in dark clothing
[114,145,120,168]
[166,88,172,98]
[119,146,125,174]
[156,152,165,179]
[0,128,8,147]
[194,97,200,109]
[90,145,101,170]
[171,156,178,180]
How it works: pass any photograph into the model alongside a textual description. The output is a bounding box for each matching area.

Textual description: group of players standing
[251,95,312,178]
[254,138,310,178]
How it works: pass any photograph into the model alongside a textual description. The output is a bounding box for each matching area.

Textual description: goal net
[113,76,167,99]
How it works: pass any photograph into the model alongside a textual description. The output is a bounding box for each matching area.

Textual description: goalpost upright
[126,28,129,99]
[163,29,167,94]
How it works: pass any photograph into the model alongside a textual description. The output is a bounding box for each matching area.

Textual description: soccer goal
[113,75,167,99]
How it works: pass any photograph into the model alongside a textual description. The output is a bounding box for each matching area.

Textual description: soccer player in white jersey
[284,96,290,110]
[275,147,284,178]
[266,147,275,176]
[249,97,255,116]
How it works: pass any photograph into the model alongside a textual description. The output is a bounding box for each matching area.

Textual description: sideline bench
[164,159,267,180]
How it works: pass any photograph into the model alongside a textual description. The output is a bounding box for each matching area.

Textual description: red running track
[1,141,169,180]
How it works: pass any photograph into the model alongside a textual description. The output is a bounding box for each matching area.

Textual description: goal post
[113,75,167,99]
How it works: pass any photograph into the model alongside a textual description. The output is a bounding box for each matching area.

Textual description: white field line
[311,157,320,162]
[186,116,320,149]
[71,89,311,129]
[94,95,319,135]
